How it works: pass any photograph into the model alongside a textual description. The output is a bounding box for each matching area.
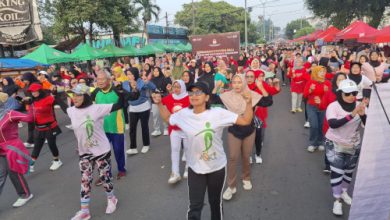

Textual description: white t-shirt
[348,75,372,100]
[67,104,113,156]
[325,102,362,147]
[169,107,238,174]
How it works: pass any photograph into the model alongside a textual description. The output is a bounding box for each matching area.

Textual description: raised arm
[151,93,171,123]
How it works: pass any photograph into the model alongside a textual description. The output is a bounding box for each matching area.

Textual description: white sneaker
[332,200,343,216]
[249,157,253,164]
[141,146,150,153]
[49,160,63,171]
[307,146,316,153]
[44,139,48,144]
[168,173,181,184]
[126,149,138,155]
[29,165,34,173]
[163,129,169,136]
[12,194,33,207]
[222,187,236,200]
[65,124,73,130]
[18,122,23,128]
[24,143,34,149]
[151,130,162,136]
[105,197,118,214]
[54,105,60,109]
[71,210,91,220]
[304,121,310,128]
[183,168,188,179]
[341,191,352,205]
[243,180,252,190]
[125,124,129,130]
[255,155,263,164]
[318,145,325,151]
[296,108,303,112]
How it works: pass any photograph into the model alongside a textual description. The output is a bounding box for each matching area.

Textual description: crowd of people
[0,42,389,219]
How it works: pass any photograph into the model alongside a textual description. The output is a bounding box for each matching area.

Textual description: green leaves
[285,19,312,40]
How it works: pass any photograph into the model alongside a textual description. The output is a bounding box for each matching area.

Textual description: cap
[38,71,48,75]
[68,84,90,95]
[27,83,42,92]
[337,79,358,93]
[187,81,210,95]
[0,92,8,103]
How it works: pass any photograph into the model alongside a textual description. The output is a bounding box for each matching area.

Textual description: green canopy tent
[71,44,106,61]
[122,45,147,56]
[139,44,165,55]
[184,43,192,52]
[21,44,78,64]
[99,44,132,58]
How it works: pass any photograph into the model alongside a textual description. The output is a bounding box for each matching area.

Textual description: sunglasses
[344,91,358,97]
[188,90,204,96]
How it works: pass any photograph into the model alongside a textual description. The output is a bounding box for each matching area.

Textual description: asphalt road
[0,86,350,220]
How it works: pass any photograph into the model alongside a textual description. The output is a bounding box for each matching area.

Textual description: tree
[135,0,160,46]
[293,26,315,39]
[175,0,250,41]
[305,0,390,28]
[285,19,312,40]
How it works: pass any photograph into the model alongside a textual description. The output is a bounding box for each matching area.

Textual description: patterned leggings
[79,152,113,201]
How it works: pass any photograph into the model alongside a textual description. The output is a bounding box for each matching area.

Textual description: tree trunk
[141,20,147,47]
[113,28,121,47]
[88,22,94,45]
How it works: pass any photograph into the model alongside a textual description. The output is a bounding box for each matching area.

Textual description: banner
[190,32,240,60]
[0,0,42,45]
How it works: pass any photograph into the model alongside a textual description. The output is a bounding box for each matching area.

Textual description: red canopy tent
[305,30,325,42]
[317,26,341,42]
[358,25,390,43]
[335,20,377,41]
[290,35,309,43]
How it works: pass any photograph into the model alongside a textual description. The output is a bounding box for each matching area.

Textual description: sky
[154,0,312,29]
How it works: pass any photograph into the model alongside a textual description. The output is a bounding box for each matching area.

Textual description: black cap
[187,81,210,95]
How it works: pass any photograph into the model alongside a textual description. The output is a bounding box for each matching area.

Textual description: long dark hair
[76,94,93,108]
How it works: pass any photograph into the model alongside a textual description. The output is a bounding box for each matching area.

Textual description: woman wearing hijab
[221,74,272,201]
[172,59,185,80]
[160,80,191,184]
[182,71,194,90]
[303,66,332,153]
[26,83,62,172]
[319,72,347,173]
[288,58,309,113]
[112,66,128,83]
[328,50,344,72]
[2,77,18,97]
[197,62,216,97]
[250,58,264,78]
[150,67,171,136]
[324,79,367,216]
[347,62,372,102]
[361,51,387,83]
[123,68,156,155]
[0,92,34,208]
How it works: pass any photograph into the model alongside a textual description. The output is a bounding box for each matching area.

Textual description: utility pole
[165,12,169,44]
[263,1,266,41]
[244,0,248,52]
[192,0,196,34]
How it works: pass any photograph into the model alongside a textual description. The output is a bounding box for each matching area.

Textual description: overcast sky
[154,0,312,29]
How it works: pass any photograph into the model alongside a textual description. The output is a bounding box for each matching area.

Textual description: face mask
[261,58,266,62]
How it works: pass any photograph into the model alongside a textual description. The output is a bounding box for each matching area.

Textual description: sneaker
[168,173,181,184]
[141,146,150,154]
[222,187,236,200]
[307,146,316,153]
[183,168,188,179]
[126,149,138,155]
[318,145,325,151]
[243,180,252,190]
[151,130,162,137]
[304,121,310,128]
[95,179,103,186]
[182,153,186,162]
[296,108,303,112]
[54,105,61,109]
[18,122,23,128]
[12,194,33,208]
[106,197,118,214]
[291,109,296,114]
[49,160,63,171]
[65,124,73,130]
[163,129,169,136]
[125,124,129,130]
[249,157,253,164]
[24,142,34,149]
[323,168,331,174]
[255,155,263,164]
[116,172,126,180]
[44,139,48,144]
[332,200,343,216]
[71,210,91,220]
[341,191,352,205]
[29,165,34,173]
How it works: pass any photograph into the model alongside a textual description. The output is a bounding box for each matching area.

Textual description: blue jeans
[106,133,126,173]
[306,104,325,146]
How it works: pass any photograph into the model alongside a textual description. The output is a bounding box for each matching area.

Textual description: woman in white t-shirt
[67,84,139,220]
[152,81,253,220]
[347,62,372,101]
[324,79,367,216]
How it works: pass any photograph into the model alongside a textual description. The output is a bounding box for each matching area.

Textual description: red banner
[190,32,240,60]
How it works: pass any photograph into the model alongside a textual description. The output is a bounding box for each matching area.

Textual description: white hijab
[172,80,188,100]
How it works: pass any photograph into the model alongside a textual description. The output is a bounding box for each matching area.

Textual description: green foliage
[285,19,312,40]
[293,26,315,39]
[135,0,161,46]
[305,0,390,28]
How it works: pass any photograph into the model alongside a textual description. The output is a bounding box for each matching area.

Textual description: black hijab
[331,72,346,93]
[21,72,38,85]
[2,77,18,96]
[368,51,381,67]
[347,62,362,85]
[198,62,216,92]
[128,67,140,81]
[336,91,356,112]
[76,94,93,109]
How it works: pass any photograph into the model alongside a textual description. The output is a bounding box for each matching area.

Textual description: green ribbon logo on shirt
[81,115,97,148]
[195,122,216,161]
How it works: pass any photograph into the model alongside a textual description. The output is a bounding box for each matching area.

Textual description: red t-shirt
[288,68,309,94]
[162,94,190,134]
[32,95,58,131]
[303,80,332,107]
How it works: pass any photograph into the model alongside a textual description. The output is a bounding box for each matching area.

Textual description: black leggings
[187,167,225,220]
[254,127,265,156]
[31,129,60,160]
[129,110,150,148]
[26,122,35,144]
